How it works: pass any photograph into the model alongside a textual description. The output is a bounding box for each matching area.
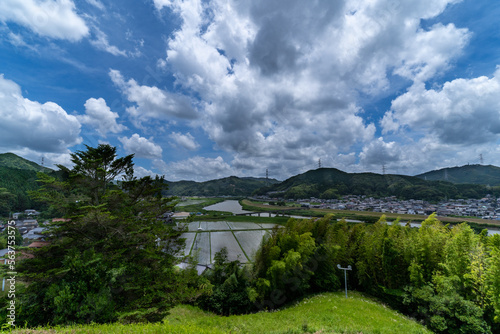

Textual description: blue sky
[1,0,500,181]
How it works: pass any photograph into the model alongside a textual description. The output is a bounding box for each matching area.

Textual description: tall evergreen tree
[16,144,185,325]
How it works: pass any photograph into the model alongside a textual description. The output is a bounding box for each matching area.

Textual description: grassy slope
[7,292,431,334]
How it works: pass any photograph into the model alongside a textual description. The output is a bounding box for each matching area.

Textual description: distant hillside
[0,152,52,173]
[416,164,500,186]
[0,153,54,216]
[0,166,43,215]
[164,176,280,197]
[253,167,498,201]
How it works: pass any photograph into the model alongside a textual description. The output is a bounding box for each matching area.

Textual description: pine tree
[17,144,185,325]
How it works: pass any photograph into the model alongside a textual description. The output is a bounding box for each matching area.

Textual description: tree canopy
[14,144,186,325]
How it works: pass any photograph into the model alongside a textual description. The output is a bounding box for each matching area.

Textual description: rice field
[233,229,269,261]
[211,231,246,262]
[183,221,277,264]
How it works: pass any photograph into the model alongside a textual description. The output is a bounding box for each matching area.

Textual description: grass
[164,292,431,334]
[4,292,431,334]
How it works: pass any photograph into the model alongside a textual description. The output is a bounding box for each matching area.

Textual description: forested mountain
[0,166,41,215]
[253,167,499,201]
[0,153,54,215]
[416,164,500,186]
[3,151,500,206]
[0,152,52,173]
[164,176,279,196]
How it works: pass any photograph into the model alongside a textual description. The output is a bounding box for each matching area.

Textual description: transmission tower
[480,154,484,165]
[382,164,386,175]
[318,159,322,169]
[266,168,269,185]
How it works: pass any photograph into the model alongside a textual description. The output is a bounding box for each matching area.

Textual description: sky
[1,0,500,181]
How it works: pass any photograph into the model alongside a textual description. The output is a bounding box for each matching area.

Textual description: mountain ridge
[415,164,500,186]
[3,152,500,200]
[0,152,53,173]
[164,175,280,197]
[253,167,500,201]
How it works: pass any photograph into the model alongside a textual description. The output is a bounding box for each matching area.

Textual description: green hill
[416,164,500,185]
[0,152,52,173]
[8,292,431,333]
[0,153,54,215]
[0,166,41,214]
[253,167,497,201]
[164,176,279,197]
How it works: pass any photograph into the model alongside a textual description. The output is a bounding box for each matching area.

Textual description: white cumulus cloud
[0,74,81,153]
[169,132,199,150]
[119,134,162,159]
[0,0,89,41]
[383,68,500,145]
[109,69,197,127]
[78,97,127,137]
[154,155,233,181]
[156,0,471,178]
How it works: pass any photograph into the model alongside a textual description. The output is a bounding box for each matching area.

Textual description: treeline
[253,168,499,201]
[194,215,500,333]
[0,145,193,326]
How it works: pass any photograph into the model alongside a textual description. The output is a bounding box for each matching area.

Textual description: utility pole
[337,264,352,298]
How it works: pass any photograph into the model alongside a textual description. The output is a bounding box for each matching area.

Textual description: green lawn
[6,292,431,334]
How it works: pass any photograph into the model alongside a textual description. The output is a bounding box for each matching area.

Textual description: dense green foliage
[253,167,499,201]
[0,225,23,248]
[164,176,279,197]
[0,168,46,215]
[196,214,500,333]
[417,164,500,186]
[1,145,193,327]
[0,153,56,215]
[197,247,255,316]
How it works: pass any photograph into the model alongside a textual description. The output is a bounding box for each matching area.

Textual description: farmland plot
[192,232,211,265]
[180,232,197,256]
[210,231,247,262]
[258,223,280,229]
[226,221,262,230]
[199,221,230,231]
[183,221,200,231]
[234,230,269,261]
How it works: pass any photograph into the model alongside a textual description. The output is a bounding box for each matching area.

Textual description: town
[257,195,500,220]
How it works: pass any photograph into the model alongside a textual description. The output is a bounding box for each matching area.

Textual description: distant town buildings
[255,195,500,220]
